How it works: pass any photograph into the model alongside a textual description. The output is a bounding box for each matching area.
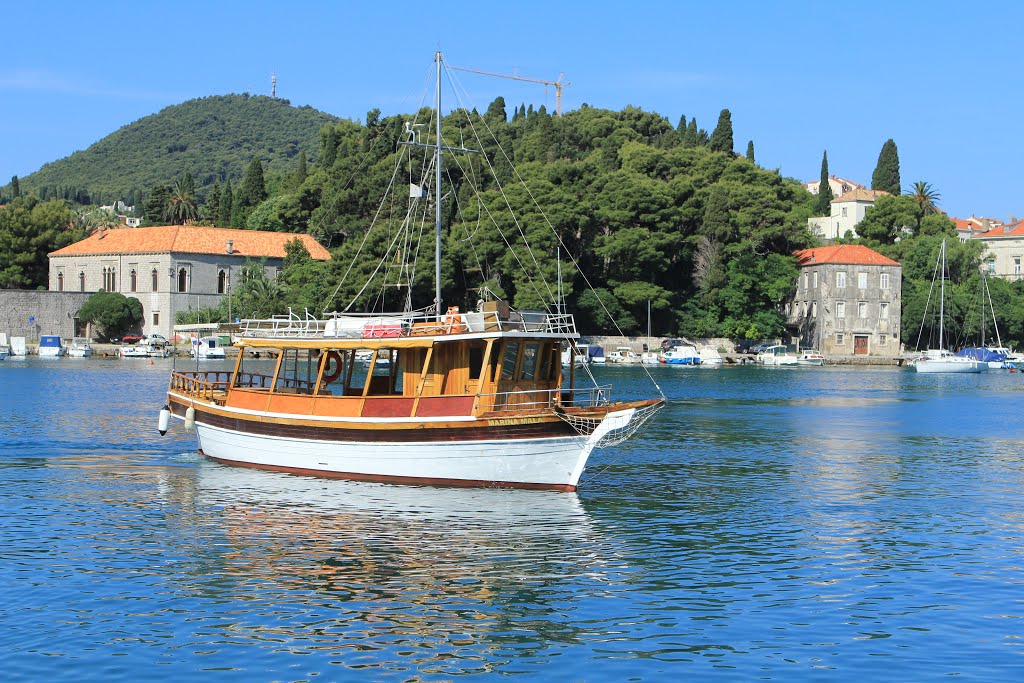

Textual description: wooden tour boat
[162,52,664,490]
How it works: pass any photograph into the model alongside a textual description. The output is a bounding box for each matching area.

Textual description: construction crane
[449,65,571,115]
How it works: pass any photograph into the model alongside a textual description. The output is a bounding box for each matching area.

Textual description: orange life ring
[321,350,344,384]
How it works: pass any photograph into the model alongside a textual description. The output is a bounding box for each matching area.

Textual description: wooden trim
[411,345,435,416]
[361,348,379,398]
[472,339,494,415]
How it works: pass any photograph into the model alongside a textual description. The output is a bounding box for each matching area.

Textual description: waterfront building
[953,216,1002,243]
[971,219,1024,281]
[807,189,889,241]
[788,244,902,356]
[48,225,330,340]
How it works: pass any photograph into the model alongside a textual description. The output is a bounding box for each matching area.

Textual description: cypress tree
[871,139,901,194]
[207,182,221,226]
[746,140,755,163]
[142,184,170,226]
[234,158,267,226]
[683,119,698,147]
[702,184,733,243]
[709,109,734,153]
[11,175,20,198]
[816,150,833,215]
[220,181,233,227]
[677,114,687,135]
[296,151,307,186]
[322,127,339,168]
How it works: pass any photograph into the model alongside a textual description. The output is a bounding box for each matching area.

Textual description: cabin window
[57,272,64,291]
[152,268,159,292]
[273,348,318,394]
[501,342,520,380]
[468,344,486,380]
[177,267,188,292]
[218,269,227,294]
[130,269,137,292]
[520,344,540,380]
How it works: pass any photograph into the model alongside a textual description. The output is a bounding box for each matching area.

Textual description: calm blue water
[3,357,1024,680]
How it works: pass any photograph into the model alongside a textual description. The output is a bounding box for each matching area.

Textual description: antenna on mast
[271,71,277,98]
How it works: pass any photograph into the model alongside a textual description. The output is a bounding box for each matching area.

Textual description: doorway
[853,335,869,355]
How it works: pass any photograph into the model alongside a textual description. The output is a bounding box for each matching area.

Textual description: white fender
[158,405,170,435]
[184,406,196,432]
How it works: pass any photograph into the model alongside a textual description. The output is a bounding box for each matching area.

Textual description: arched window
[130,269,137,292]
[151,269,159,292]
[110,267,116,291]
[217,270,227,294]
[101,267,108,291]
[177,267,188,293]
[79,272,86,291]
[57,272,64,291]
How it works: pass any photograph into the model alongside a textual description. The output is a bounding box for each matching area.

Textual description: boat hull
[914,358,988,373]
[170,400,640,491]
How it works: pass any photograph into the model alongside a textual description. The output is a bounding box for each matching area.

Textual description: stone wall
[0,290,93,341]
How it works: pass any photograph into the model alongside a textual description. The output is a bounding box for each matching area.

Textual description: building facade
[971,220,1024,281]
[804,175,865,197]
[807,189,889,241]
[788,245,902,356]
[48,225,331,340]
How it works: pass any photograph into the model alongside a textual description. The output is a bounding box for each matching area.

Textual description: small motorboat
[38,335,65,358]
[796,350,825,366]
[67,338,94,357]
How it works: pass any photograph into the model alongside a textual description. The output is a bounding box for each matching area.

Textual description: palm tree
[909,181,941,231]
[163,178,199,225]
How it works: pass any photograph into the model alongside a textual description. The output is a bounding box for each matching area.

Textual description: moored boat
[796,350,825,366]
[757,344,799,366]
[38,335,65,358]
[67,338,93,357]
[161,52,664,491]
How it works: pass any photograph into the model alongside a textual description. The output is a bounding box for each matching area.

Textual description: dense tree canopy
[0,196,83,289]
[78,290,143,340]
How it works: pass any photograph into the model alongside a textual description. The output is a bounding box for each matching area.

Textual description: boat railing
[170,370,272,398]
[482,385,611,412]
[237,307,577,339]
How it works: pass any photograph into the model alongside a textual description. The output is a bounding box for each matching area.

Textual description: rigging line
[443,147,554,312]
[445,66,663,397]
[444,66,557,308]
[320,75,435,312]
[345,196,425,310]
[321,148,406,313]
[915,244,942,351]
[446,171,487,288]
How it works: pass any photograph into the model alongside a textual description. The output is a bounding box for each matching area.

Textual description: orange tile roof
[833,188,889,203]
[974,220,1024,239]
[794,245,900,267]
[49,225,331,260]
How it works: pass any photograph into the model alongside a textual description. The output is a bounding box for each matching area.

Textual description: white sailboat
[913,239,987,374]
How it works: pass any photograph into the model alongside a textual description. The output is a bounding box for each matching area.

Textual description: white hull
[179,406,637,489]
[38,348,64,357]
[759,356,799,366]
[67,348,92,357]
[915,358,988,373]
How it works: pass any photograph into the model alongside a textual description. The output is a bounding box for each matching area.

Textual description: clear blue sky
[3,1,1021,220]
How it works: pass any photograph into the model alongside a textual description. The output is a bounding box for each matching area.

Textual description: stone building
[807,189,889,241]
[48,225,331,339]
[971,219,1024,281]
[788,245,902,356]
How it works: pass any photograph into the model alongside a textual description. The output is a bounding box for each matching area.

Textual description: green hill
[19,94,339,204]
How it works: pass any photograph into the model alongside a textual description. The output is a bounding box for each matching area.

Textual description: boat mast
[434,51,443,321]
[939,239,946,350]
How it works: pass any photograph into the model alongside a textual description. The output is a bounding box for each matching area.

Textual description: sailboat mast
[434,51,444,321]
[939,239,946,350]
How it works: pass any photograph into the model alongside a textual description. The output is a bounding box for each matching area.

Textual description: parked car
[737,340,772,354]
[144,334,170,347]
[120,334,144,344]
